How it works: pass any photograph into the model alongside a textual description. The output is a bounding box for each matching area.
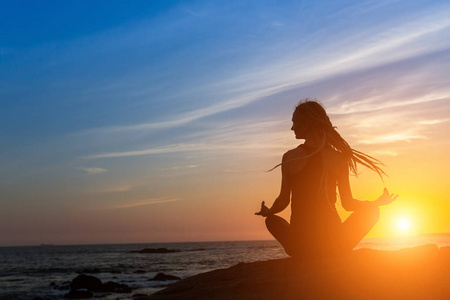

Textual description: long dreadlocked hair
[269,99,385,178]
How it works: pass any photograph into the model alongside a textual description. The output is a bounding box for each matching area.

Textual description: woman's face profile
[291,116,308,139]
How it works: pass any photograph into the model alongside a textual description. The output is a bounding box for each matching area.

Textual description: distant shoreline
[0,239,272,248]
[2,235,450,248]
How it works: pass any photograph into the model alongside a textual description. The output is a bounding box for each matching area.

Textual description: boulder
[149,273,181,281]
[50,280,70,290]
[70,275,102,291]
[68,274,132,294]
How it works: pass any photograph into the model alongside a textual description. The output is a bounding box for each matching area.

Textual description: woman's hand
[374,188,398,206]
[255,201,270,217]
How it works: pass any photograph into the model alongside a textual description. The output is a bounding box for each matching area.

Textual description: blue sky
[1,0,450,246]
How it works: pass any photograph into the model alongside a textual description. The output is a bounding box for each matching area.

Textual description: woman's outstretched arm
[337,159,398,211]
[255,154,291,217]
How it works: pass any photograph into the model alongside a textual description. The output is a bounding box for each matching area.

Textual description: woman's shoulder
[283,145,307,161]
[281,145,309,175]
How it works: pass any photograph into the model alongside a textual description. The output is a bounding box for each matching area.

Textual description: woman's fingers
[383,188,398,205]
[255,201,265,215]
[376,188,398,206]
[256,201,270,216]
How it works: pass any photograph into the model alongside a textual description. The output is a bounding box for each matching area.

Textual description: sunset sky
[1,0,449,246]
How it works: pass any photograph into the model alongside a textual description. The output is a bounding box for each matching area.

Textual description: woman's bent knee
[361,204,380,223]
[265,214,278,226]
[369,205,380,222]
[265,215,290,235]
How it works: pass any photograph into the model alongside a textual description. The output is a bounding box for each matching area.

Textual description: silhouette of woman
[255,99,397,259]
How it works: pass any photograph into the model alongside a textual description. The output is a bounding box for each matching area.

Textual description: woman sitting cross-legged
[255,99,398,259]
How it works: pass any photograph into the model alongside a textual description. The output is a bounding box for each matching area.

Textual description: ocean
[1,237,450,300]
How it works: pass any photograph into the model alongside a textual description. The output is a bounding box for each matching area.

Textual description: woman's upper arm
[336,160,355,211]
[278,153,292,203]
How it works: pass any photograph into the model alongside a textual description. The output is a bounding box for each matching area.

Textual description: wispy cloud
[91,198,181,210]
[159,165,199,171]
[78,167,108,175]
[372,150,399,157]
[357,133,426,145]
[90,185,133,193]
[81,88,285,135]
[328,93,450,115]
[84,119,292,159]
[318,13,450,76]
[85,142,283,159]
[418,119,449,125]
[82,5,450,136]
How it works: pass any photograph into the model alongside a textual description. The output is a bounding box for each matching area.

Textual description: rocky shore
[143,244,450,300]
[46,272,181,299]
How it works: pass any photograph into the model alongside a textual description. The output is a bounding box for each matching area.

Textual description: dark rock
[68,274,132,294]
[93,293,111,298]
[51,280,70,290]
[133,269,146,274]
[149,273,181,281]
[130,248,180,254]
[146,244,450,300]
[100,281,132,293]
[64,289,93,299]
[70,274,103,291]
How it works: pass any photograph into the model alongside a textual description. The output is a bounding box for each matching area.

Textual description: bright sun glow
[396,218,412,233]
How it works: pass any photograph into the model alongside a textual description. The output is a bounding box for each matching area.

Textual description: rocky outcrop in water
[64,274,132,298]
[149,273,181,281]
[69,275,102,291]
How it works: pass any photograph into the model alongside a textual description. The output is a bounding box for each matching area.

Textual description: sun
[396,217,412,234]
